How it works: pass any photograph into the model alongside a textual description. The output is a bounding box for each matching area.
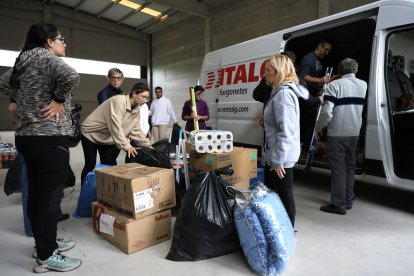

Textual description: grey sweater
[0,47,79,136]
[263,82,310,168]
[315,73,367,137]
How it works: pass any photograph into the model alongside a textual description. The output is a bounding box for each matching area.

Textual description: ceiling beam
[96,0,120,18]
[74,0,87,12]
[0,0,149,41]
[136,8,175,31]
[149,0,210,18]
[117,2,150,24]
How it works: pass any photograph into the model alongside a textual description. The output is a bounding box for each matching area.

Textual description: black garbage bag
[170,123,184,146]
[152,139,176,157]
[125,143,172,169]
[166,166,240,261]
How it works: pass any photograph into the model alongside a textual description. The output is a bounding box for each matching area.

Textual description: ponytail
[9,23,59,89]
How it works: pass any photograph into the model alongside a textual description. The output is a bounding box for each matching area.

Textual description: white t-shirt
[149,96,177,125]
[140,103,150,136]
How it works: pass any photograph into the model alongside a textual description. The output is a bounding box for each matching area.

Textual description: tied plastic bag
[234,201,269,275]
[125,142,172,169]
[4,153,23,195]
[234,183,295,276]
[152,139,176,157]
[166,167,240,261]
[74,164,110,218]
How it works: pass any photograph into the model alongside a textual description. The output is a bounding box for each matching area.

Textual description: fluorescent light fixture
[0,49,141,79]
[115,0,162,17]
[142,7,161,17]
[118,0,139,10]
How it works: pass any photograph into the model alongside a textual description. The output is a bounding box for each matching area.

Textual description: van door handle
[380,103,386,107]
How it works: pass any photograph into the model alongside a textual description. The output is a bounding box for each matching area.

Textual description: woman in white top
[140,102,150,138]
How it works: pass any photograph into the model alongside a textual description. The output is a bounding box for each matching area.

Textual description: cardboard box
[189,147,257,184]
[95,163,176,219]
[92,202,171,254]
[232,180,250,190]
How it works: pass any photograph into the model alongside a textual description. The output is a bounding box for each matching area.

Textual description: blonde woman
[263,54,310,227]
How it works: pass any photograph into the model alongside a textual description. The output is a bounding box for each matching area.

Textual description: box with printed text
[95,163,176,219]
[92,202,171,254]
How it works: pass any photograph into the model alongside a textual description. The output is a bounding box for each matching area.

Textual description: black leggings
[80,134,120,185]
[264,164,296,227]
[16,136,69,260]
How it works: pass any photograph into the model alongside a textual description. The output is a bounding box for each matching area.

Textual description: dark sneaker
[32,239,76,259]
[346,205,352,210]
[33,250,81,273]
[320,204,346,215]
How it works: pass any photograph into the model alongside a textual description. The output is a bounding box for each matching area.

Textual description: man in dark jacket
[97,68,124,104]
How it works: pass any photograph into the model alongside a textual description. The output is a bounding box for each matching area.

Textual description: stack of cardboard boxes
[188,144,258,189]
[92,163,176,254]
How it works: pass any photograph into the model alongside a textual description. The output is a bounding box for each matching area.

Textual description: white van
[199,0,414,190]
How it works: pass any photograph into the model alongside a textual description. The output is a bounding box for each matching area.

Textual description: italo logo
[155,213,170,221]
[205,60,267,89]
[113,221,126,231]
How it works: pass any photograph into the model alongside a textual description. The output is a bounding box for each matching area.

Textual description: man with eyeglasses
[97,68,124,105]
[299,39,333,153]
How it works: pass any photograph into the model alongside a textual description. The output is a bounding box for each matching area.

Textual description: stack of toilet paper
[188,130,233,153]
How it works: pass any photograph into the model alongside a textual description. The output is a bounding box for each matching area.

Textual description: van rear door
[372,0,414,188]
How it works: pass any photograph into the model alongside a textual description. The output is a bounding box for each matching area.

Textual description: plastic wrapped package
[234,183,295,275]
[234,201,275,275]
[166,167,240,261]
[251,183,295,274]
[74,164,110,218]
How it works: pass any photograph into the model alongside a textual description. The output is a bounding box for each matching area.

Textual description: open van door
[371,1,414,189]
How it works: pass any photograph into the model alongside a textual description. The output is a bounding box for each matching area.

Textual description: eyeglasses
[110,76,123,81]
[52,37,66,44]
[138,94,149,101]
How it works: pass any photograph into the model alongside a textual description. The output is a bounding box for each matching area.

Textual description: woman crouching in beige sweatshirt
[80,82,151,184]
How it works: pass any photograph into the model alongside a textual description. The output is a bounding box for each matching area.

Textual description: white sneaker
[33,250,81,273]
[32,239,76,259]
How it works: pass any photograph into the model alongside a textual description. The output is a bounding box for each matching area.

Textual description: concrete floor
[1,131,414,276]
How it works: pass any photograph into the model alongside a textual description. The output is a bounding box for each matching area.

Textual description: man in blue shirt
[97,68,124,105]
[299,40,333,152]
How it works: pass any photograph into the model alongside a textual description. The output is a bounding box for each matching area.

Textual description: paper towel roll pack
[188,130,233,153]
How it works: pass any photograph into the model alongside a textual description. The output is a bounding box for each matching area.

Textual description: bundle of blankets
[234,182,296,276]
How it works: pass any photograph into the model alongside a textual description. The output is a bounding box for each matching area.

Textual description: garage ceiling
[40,0,235,34]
